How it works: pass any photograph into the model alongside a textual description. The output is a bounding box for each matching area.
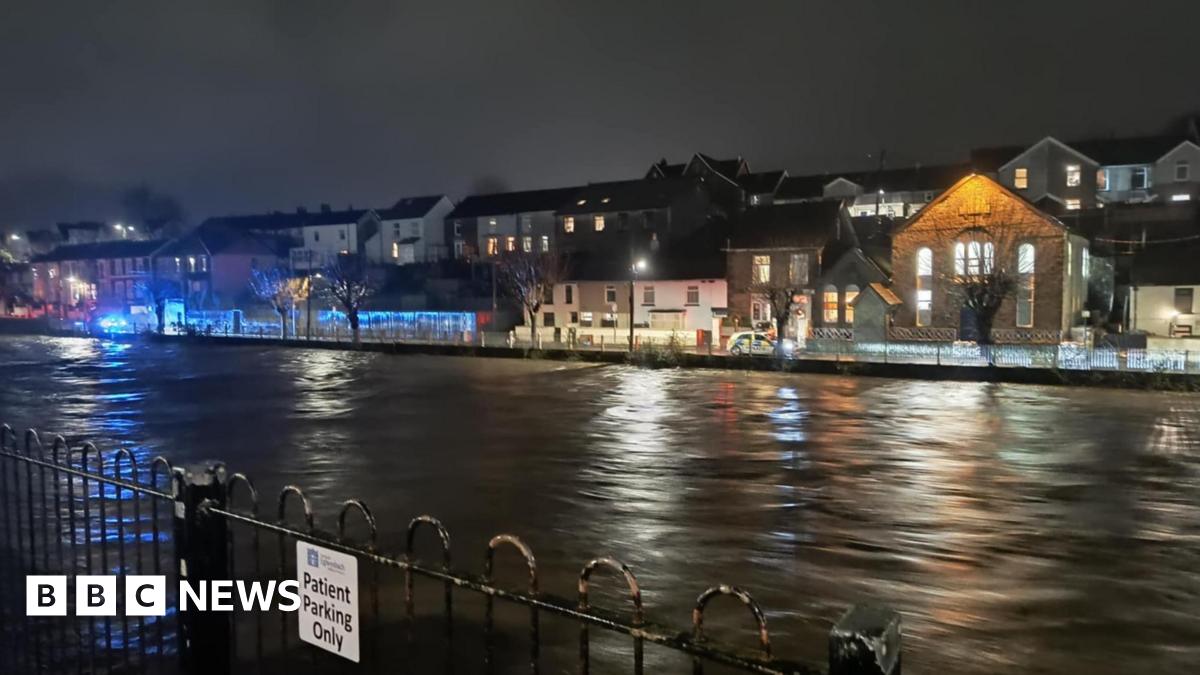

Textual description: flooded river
[2,335,1199,674]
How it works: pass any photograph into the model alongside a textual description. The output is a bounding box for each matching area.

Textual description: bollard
[829,604,901,675]
[173,466,231,675]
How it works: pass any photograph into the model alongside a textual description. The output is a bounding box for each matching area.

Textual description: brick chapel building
[890,174,1090,342]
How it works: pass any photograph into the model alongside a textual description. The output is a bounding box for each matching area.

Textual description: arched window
[955,239,994,275]
[844,284,860,325]
[822,284,839,323]
[916,248,932,326]
[1016,243,1035,327]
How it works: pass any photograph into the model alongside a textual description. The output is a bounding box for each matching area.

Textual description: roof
[565,219,729,282]
[646,159,687,179]
[376,195,447,220]
[738,170,787,195]
[55,221,104,239]
[727,201,851,250]
[851,282,903,307]
[1068,135,1189,166]
[691,153,747,181]
[155,222,288,258]
[774,174,831,202]
[31,239,166,263]
[446,187,581,219]
[196,204,385,233]
[1066,201,1200,257]
[774,163,969,202]
[984,135,1192,172]
[555,177,700,215]
[850,216,896,276]
[893,173,1066,236]
[1130,238,1200,285]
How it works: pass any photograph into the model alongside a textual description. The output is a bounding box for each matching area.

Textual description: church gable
[899,174,1061,238]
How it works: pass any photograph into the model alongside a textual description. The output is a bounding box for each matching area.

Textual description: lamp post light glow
[628,258,648,350]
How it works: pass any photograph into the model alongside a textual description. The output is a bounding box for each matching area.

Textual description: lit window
[844,284,859,325]
[1065,199,1081,210]
[391,241,399,259]
[488,218,497,233]
[540,235,550,252]
[454,240,465,258]
[822,285,839,323]
[954,241,992,275]
[751,299,771,323]
[642,286,655,305]
[486,236,498,256]
[1177,160,1191,182]
[1171,194,1192,202]
[1082,248,1090,278]
[188,256,196,272]
[752,255,770,283]
[1014,167,1028,189]
[1065,164,1081,187]
[521,236,532,252]
[563,216,575,233]
[593,215,605,232]
[789,253,808,286]
[916,247,932,326]
[505,236,516,252]
[580,311,594,326]
[1017,243,1035,328]
[601,197,610,203]
[604,285,616,303]
[1132,167,1149,190]
[686,286,700,305]
[1096,169,1108,191]
[576,199,587,206]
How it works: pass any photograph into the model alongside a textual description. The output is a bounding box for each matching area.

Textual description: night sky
[3,1,1199,229]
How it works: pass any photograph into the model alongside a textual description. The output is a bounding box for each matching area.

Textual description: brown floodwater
[2,335,1199,674]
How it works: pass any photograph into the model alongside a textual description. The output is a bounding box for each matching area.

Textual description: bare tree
[743,276,801,358]
[494,251,567,344]
[249,267,307,338]
[135,277,180,334]
[322,255,376,345]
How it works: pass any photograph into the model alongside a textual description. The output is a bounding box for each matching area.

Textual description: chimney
[320,203,332,214]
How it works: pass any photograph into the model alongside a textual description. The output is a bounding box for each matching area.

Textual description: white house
[363,195,454,265]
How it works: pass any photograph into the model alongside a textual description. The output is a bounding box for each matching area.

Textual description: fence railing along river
[0,424,901,675]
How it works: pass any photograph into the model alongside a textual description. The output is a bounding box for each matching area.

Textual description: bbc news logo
[27,575,301,616]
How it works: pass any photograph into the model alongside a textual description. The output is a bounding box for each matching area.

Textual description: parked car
[729,333,800,358]
[727,330,772,347]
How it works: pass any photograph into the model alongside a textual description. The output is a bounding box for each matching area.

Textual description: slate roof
[774,174,831,202]
[376,195,446,220]
[445,187,582,219]
[31,239,167,263]
[727,201,852,250]
[851,282,903,307]
[692,153,747,181]
[555,178,699,216]
[775,164,969,202]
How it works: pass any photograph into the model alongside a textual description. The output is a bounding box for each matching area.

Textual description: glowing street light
[629,258,648,350]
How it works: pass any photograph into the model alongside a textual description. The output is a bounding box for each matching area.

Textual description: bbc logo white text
[26,576,299,616]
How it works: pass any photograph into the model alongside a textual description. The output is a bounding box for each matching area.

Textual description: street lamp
[629,258,647,350]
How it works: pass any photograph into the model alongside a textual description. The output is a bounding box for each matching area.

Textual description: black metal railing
[0,424,901,675]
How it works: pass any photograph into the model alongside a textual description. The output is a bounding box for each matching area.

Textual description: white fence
[799,339,1200,374]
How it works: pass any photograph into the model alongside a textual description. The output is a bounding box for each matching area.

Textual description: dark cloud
[2,0,1198,228]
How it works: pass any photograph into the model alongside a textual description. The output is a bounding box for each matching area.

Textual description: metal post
[173,466,231,675]
[829,605,901,675]
[628,274,635,351]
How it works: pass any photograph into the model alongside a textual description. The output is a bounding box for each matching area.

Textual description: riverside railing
[0,424,901,675]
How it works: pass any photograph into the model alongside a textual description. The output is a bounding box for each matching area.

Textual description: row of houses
[4,117,1200,346]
